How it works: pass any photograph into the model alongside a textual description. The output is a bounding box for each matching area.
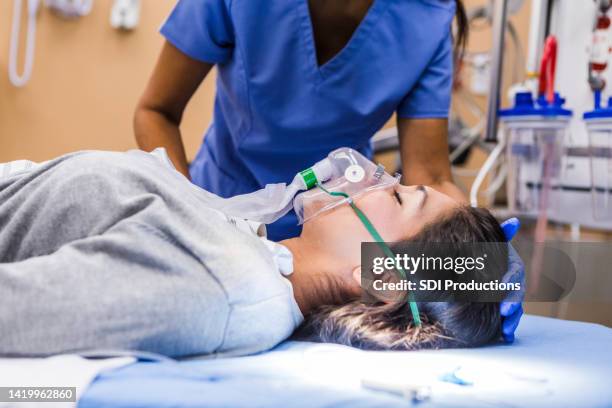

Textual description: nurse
[134,0,468,241]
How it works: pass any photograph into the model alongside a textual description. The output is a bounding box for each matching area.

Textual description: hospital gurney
[79,315,612,408]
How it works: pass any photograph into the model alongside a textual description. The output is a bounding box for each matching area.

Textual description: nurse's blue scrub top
[161,0,455,240]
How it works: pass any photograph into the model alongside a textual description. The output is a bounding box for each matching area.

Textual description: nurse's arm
[134,41,213,179]
[397,117,466,202]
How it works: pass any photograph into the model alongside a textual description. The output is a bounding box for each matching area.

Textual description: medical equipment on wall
[8,0,94,87]
[45,0,93,18]
[471,0,612,231]
[584,97,612,220]
[8,0,41,87]
[589,1,612,91]
[110,0,140,30]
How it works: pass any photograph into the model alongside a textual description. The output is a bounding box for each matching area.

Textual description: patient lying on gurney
[0,149,506,358]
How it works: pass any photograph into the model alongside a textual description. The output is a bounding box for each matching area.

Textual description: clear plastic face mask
[293,150,400,225]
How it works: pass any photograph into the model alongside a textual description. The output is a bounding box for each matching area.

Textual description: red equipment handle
[538,36,558,104]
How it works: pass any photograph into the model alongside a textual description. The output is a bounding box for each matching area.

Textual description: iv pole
[484,0,510,143]
[470,0,510,205]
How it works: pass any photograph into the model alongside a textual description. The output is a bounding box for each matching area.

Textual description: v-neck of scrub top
[296,0,389,82]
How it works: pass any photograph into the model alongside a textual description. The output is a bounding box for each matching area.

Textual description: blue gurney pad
[79,315,612,408]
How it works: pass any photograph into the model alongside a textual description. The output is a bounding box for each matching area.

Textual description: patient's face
[301,185,458,262]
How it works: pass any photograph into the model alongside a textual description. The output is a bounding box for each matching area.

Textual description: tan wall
[0,0,215,162]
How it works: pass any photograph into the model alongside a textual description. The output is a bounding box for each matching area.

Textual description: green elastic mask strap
[315,183,422,327]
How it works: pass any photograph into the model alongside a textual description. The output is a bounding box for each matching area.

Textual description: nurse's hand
[500,218,525,344]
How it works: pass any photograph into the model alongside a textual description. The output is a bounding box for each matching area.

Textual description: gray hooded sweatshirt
[0,150,303,358]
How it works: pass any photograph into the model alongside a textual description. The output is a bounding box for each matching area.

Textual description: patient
[0,150,505,358]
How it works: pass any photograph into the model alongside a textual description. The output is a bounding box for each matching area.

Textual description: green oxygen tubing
[314,182,422,328]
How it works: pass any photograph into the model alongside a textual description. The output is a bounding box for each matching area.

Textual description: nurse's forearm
[397,117,467,203]
[134,41,213,179]
[134,108,191,178]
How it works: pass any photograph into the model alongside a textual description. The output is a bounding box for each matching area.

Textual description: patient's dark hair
[294,206,507,350]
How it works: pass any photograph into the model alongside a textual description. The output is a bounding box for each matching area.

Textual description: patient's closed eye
[394,191,402,204]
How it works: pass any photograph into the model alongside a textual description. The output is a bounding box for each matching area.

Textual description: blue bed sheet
[79,315,612,408]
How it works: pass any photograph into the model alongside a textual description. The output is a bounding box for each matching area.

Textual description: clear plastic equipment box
[499,92,572,216]
[584,99,612,221]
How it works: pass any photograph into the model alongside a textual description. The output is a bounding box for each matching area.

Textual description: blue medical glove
[500,218,525,343]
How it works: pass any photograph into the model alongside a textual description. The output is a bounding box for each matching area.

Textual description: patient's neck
[280,237,353,316]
